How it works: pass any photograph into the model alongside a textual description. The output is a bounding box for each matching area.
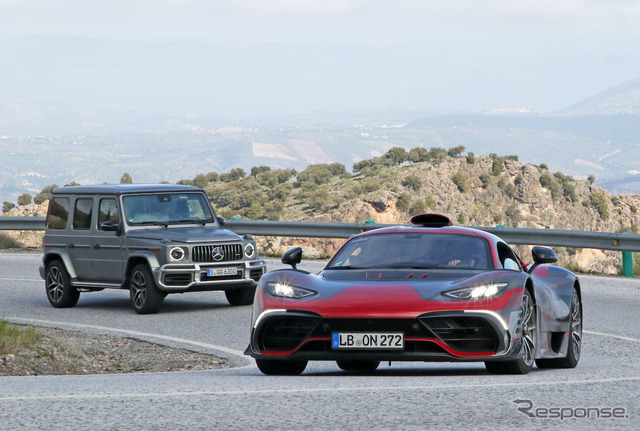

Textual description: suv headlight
[169,246,187,262]
[244,243,256,259]
[443,283,508,300]
[266,282,316,299]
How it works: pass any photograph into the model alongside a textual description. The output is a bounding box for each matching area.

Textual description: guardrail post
[623,251,634,277]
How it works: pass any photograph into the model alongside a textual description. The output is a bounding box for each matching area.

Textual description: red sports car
[246,214,582,375]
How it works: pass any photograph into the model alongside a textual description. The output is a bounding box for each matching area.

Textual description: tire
[536,288,582,369]
[255,359,307,376]
[485,289,536,375]
[225,285,256,306]
[45,260,80,308]
[129,263,164,314]
[336,360,380,372]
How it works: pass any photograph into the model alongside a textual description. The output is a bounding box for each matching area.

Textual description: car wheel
[129,263,164,314]
[336,360,380,372]
[485,289,536,375]
[536,288,582,369]
[255,359,308,376]
[225,286,256,306]
[45,260,80,308]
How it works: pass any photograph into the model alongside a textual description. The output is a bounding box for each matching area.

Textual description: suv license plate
[332,333,404,349]
[207,267,238,277]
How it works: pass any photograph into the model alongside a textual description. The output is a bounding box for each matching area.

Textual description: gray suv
[39,184,266,314]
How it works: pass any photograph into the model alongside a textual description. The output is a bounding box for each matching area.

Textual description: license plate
[206,267,238,277]
[332,332,404,349]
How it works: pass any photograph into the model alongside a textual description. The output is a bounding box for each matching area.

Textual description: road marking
[6,317,251,365]
[1,375,640,402]
[0,278,41,282]
[584,330,640,343]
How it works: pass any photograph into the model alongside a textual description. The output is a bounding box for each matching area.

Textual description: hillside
[195,149,639,274]
[4,148,640,274]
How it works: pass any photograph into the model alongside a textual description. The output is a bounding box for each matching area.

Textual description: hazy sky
[1,0,639,113]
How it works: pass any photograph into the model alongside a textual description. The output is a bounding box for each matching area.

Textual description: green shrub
[590,192,609,220]
[0,233,22,250]
[452,172,469,193]
[402,176,422,191]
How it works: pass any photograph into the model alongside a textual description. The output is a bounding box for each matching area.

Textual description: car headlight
[244,243,255,259]
[266,282,317,299]
[169,246,187,262]
[443,283,508,300]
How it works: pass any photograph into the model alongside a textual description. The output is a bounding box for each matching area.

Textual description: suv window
[98,198,120,229]
[123,192,214,225]
[47,197,70,230]
[73,198,94,230]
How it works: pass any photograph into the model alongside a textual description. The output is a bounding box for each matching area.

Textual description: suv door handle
[68,244,75,249]
[93,244,101,249]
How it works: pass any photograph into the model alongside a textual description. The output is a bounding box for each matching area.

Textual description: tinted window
[98,198,120,229]
[46,197,70,230]
[73,198,93,230]
[122,193,214,225]
[328,232,492,270]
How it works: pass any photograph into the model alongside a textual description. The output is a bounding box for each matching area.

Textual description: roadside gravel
[1,325,231,376]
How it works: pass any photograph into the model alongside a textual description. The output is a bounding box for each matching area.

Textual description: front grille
[419,316,499,353]
[163,273,192,286]
[192,244,243,263]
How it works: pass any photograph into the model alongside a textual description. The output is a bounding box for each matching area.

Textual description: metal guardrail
[3,216,640,252]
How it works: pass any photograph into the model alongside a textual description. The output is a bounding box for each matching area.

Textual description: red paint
[261,285,523,319]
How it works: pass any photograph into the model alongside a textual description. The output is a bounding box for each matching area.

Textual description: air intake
[410,213,453,228]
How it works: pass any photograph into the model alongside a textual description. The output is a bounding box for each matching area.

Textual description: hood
[126,226,242,243]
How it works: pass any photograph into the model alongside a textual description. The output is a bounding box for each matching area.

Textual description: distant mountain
[563,75,640,115]
[2,33,640,202]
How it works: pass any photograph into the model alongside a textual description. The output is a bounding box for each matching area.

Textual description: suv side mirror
[282,247,303,270]
[217,216,226,227]
[101,220,121,234]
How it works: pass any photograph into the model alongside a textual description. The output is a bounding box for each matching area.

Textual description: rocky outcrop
[258,156,640,275]
[5,155,640,275]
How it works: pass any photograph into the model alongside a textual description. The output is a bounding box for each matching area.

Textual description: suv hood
[126,226,243,243]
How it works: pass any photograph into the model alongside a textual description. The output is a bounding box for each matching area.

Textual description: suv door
[89,197,126,284]
[68,197,95,280]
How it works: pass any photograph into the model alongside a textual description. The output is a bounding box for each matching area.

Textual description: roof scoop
[410,213,453,228]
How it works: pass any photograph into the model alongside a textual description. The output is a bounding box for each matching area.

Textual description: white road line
[6,317,250,364]
[0,278,41,282]
[584,330,640,343]
[2,375,640,402]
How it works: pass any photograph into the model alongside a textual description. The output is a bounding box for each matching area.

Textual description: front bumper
[155,259,267,292]
[248,309,518,362]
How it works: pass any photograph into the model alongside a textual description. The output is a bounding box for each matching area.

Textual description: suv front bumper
[154,259,267,292]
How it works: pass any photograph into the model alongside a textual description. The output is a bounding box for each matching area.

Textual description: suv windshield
[327,232,492,270]
[123,192,215,225]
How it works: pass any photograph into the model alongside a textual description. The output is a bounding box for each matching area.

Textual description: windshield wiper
[135,221,169,227]
[171,219,211,225]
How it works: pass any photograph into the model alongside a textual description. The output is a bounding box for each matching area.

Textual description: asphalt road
[1,252,639,430]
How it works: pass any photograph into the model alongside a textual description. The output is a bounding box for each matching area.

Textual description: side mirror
[531,246,558,264]
[217,216,226,227]
[100,220,121,234]
[282,247,303,270]
[529,246,557,273]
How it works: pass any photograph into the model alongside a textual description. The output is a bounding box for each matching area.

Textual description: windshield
[327,232,492,270]
[123,192,215,226]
